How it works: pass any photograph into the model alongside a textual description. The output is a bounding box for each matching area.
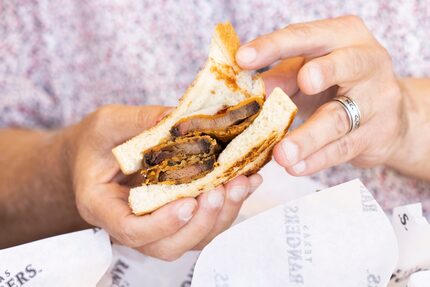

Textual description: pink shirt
[1,0,429,212]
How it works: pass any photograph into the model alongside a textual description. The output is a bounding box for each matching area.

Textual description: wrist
[47,128,74,196]
[385,78,428,179]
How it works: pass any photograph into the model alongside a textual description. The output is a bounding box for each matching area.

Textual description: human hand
[236,15,407,175]
[62,105,262,260]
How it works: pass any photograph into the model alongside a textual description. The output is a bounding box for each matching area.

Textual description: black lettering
[290,262,302,273]
[92,228,101,233]
[112,260,129,277]
[399,214,409,231]
[286,236,301,249]
[286,224,300,235]
[362,204,377,212]
[287,249,302,261]
[6,278,18,287]
[15,272,28,285]
[116,260,129,270]
[5,271,10,277]
[367,274,381,284]
[111,273,122,285]
[284,206,299,213]
[214,273,228,281]
[25,265,37,279]
[289,273,304,284]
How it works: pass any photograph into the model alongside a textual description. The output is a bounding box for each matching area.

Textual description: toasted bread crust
[215,22,240,68]
[129,88,298,215]
[112,22,262,175]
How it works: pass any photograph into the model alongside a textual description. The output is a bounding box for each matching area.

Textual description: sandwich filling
[140,97,263,184]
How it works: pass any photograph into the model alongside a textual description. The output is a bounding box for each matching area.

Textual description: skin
[236,15,430,181]
[0,105,263,260]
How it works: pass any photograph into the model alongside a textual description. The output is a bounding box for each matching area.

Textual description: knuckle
[153,219,179,236]
[191,220,212,234]
[318,57,336,84]
[349,50,366,79]
[338,48,366,80]
[74,189,95,223]
[336,136,353,157]
[135,107,151,127]
[118,222,140,247]
[89,106,113,129]
[162,252,182,262]
[94,105,116,121]
[302,128,318,152]
[154,247,182,262]
[342,15,365,28]
[340,15,371,39]
[377,47,393,69]
[134,106,162,131]
[332,107,349,137]
[287,23,316,39]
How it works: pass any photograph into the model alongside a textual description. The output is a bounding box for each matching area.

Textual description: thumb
[96,105,173,146]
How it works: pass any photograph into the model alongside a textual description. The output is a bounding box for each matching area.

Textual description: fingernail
[229,186,248,202]
[307,64,323,91]
[249,176,263,193]
[237,46,257,64]
[292,160,306,174]
[207,188,224,209]
[281,139,299,165]
[178,202,196,222]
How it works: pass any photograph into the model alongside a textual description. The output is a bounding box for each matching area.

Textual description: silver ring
[332,96,361,133]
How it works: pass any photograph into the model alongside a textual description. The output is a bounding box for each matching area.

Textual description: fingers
[83,184,198,248]
[247,173,264,193]
[137,186,225,261]
[283,128,367,176]
[88,105,172,147]
[273,101,349,168]
[236,15,371,70]
[297,46,382,95]
[273,96,369,171]
[261,57,304,96]
[193,174,263,250]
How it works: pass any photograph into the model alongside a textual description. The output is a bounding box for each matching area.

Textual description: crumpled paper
[2,178,430,287]
[0,228,111,287]
[97,244,199,287]
[192,179,398,287]
[388,203,430,287]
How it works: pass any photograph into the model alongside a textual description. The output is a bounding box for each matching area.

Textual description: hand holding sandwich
[62,104,262,260]
[237,15,430,181]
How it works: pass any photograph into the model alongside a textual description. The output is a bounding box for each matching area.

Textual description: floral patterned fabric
[1,0,429,212]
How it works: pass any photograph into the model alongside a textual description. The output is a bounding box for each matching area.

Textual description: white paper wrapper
[192,179,399,287]
[406,270,430,287]
[389,203,430,286]
[97,245,199,287]
[2,172,430,286]
[0,228,111,287]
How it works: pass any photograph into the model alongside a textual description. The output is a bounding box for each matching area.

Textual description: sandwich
[112,22,298,215]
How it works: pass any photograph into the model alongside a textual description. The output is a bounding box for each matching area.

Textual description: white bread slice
[112,23,265,175]
[129,88,297,215]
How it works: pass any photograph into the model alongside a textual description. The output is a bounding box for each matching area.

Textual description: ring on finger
[331,95,361,134]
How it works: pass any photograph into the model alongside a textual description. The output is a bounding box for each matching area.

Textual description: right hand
[61,105,262,261]
[237,16,407,177]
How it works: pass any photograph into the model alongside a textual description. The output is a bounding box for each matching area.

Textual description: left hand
[236,15,408,176]
[63,105,262,261]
